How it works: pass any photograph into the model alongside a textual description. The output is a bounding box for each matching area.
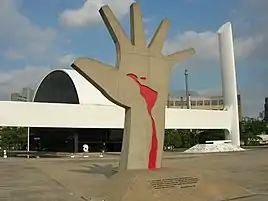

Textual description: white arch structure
[0,22,240,147]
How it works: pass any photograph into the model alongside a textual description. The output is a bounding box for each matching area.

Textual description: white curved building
[0,22,240,152]
[25,68,231,152]
[34,68,117,106]
[30,68,122,152]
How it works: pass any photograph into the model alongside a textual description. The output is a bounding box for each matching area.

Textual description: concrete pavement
[1,149,268,200]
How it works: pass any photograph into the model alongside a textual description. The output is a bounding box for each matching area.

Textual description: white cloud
[58,54,77,67]
[0,52,79,101]
[0,0,60,100]
[165,26,264,118]
[0,66,52,100]
[4,50,25,60]
[0,0,58,63]
[60,0,134,27]
[234,35,263,59]
[164,30,263,62]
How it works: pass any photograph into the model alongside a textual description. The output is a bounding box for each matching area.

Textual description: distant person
[101,142,106,153]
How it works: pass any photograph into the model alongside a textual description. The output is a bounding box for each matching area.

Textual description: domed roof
[34,68,117,106]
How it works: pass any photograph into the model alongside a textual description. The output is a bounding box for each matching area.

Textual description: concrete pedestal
[93,169,253,201]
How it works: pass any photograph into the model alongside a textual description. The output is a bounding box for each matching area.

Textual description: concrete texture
[95,168,254,201]
[184,143,245,153]
[72,3,194,170]
[1,149,268,200]
[0,159,81,201]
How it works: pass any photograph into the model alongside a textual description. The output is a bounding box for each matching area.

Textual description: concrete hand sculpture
[72,3,195,170]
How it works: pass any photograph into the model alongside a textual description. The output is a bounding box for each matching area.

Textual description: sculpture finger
[165,48,195,64]
[99,5,132,50]
[148,19,170,54]
[71,58,119,99]
[130,3,147,48]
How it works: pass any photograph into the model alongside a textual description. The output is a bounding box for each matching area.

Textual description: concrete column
[27,127,30,158]
[218,22,240,146]
[74,133,79,153]
[27,127,30,152]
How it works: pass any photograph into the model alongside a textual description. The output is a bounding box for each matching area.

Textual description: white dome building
[30,69,122,153]
[34,69,117,106]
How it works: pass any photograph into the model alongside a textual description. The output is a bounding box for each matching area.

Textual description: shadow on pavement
[69,164,118,178]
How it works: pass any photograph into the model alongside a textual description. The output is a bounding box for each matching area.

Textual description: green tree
[240,120,266,146]
[164,129,183,148]
[0,127,27,150]
[180,130,192,148]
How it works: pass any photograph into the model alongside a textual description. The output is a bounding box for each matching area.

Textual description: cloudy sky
[0,0,267,117]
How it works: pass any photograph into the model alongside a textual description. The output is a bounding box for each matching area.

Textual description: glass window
[204,100,210,105]
[211,100,218,105]
[197,101,203,106]
[175,101,181,106]
[191,101,196,106]
[219,99,224,105]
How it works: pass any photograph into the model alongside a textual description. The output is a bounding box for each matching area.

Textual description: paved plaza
[0,148,268,200]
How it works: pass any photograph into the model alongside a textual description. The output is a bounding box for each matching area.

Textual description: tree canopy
[0,127,27,150]
[0,119,266,152]
[164,119,268,149]
[240,119,267,145]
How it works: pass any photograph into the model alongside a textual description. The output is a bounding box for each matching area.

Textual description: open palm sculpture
[72,3,195,170]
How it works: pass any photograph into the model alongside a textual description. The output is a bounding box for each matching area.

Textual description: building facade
[264,97,268,122]
[167,94,242,121]
[11,87,34,102]
[30,69,123,152]
[23,69,239,153]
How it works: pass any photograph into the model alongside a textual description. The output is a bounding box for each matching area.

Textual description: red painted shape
[127,73,158,169]
[140,76,147,80]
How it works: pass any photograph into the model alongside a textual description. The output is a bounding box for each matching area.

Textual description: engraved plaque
[149,177,198,190]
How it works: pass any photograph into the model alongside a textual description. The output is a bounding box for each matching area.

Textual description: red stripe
[127,73,158,169]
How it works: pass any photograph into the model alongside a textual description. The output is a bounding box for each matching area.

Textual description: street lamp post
[184,69,189,109]
[185,69,193,135]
